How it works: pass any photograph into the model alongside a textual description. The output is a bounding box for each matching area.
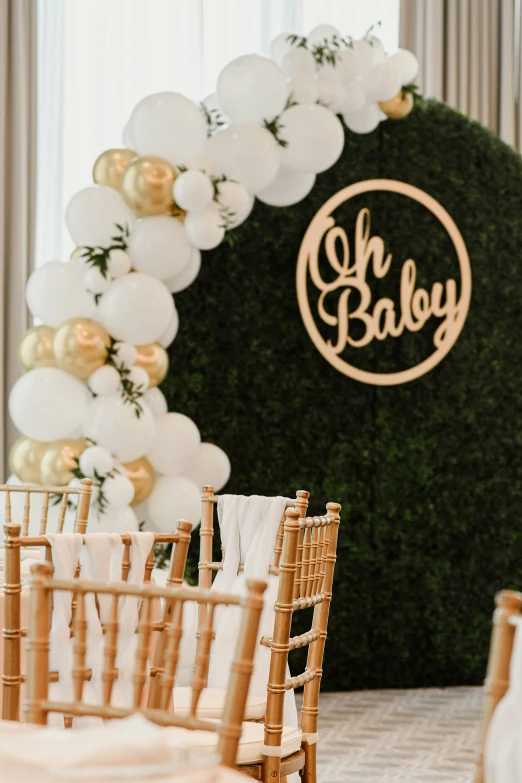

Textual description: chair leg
[302,741,317,783]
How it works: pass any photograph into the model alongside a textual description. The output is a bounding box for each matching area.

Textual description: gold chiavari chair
[474,589,522,783]
[2,519,192,721]
[24,562,267,769]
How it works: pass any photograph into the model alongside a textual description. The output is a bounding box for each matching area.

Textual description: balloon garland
[6,24,418,535]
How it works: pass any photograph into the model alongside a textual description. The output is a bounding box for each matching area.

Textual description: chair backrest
[0,479,93,536]
[25,563,267,768]
[475,589,522,783]
[2,521,192,722]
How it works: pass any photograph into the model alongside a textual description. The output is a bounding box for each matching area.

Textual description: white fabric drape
[400,0,522,148]
[0,0,37,475]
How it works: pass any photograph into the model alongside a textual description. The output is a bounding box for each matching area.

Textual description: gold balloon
[53,318,111,380]
[123,457,155,505]
[9,437,48,484]
[19,325,56,370]
[134,343,169,387]
[40,439,87,486]
[379,91,414,120]
[93,148,137,190]
[120,156,180,217]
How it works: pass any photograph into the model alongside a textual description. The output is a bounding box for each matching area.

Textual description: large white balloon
[282,48,316,80]
[206,124,281,194]
[158,308,179,348]
[91,504,139,534]
[148,475,201,532]
[350,39,375,76]
[9,368,90,442]
[65,186,135,248]
[129,92,207,167]
[270,32,294,64]
[217,54,287,124]
[343,103,382,134]
[342,80,367,114]
[165,247,201,293]
[98,273,174,344]
[279,104,344,173]
[82,394,155,462]
[257,167,315,207]
[364,62,402,102]
[184,210,225,250]
[215,181,254,228]
[128,216,191,281]
[184,443,231,492]
[388,49,419,84]
[173,170,214,213]
[147,412,201,476]
[181,155,217,177]
[287,77,318,105]
[26,261,97,327]
[316,78,346,109]
[143,387,168,418]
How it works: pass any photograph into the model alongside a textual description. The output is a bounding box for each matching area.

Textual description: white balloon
[316,78,346,109]
[217,54,287,124]
[147,412,200,476]
[317,63,345,83]
[103,473,135,507]
[107,248,132,277]
[287,77,318,105]
[79,445,114,478]
[282,48,316,79]
[129,92,207,167]
[26,261,97,327]
[336,48,365,82]
[184,210,225,250]
[82,394,155,462]
[184,443,231,492]
[342,79,367,114]
[307,24,340,46]
[147,475,201,532]
[83,266,112,295]
[350,39,375,75]
[201,93,230,126]
[343,103,382,134]
[98,273,174,344]
[128,365,149,394]
[270,32,294,64]
[257,167,315,206]
[214,181,254,228]
[88,364,122,396]
[182,155,217,177]
[9,368,90,442]
[165,247,201,293]
[128,216,191,281]
[206,124,281,194]
[173,170,214,212]
[388,49,419,84]
[279,104,344,174]
[368,35,386,64]
[65,186,135,248]
[364,62,402,102]
[158,308,179,348]
[143,387,168,417]
[111,342,138,368]
[122,119,135,148]
[91,504,139,533]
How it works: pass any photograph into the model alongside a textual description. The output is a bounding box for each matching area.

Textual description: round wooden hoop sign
[296,178,472,386]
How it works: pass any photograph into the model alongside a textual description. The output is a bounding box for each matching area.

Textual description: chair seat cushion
[165,721,302,765]
[173,687,266,720]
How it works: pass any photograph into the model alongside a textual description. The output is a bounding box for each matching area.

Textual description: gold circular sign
[296,179,472,386]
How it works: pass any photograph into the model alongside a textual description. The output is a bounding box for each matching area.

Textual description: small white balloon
[157,308,179,348]
[206,124,281,194]
[364,62,402,102]
[165,247,201,293]
[368,35,386,64]
[173,170,214,212]
[182,155,217,177]
[103,473,135,507]
[336,48,364,82]
[107,248,132,277]
[214,180,254,228]
[91,504,139,533]
[65,186,135,248]
[282,48,316,80]
[82,394,155,462]
[184,443,231,493]
[128,216,191,281]
[317,62,345,83]
[270,32,294,64]
[130,92,207,167]
[350,39,375,75]
[307,24,340,46]
[26,261,97,327]
[143,387,168,417]
[217,54,287,124]
[257,167,315,207]
[316,78,346,109]
[83,266,112,295]
[287,76,318,105]
[184,209,225,250]
[9,367,90,442]
[98,273,174,344]
[112,342,138,368]
[147,412,201,476]
[88,364,122,396]
[79,445,115,478]
[128,365,149,394]
[343,103,382,134]
[342,79,367,114]
[279,104,344,174]
[388,49,419,84]
[147,475,201,532]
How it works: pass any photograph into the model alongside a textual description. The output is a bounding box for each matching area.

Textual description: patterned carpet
[308,687,482,783]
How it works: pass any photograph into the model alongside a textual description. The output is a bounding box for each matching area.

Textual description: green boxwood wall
[163,98,522,690]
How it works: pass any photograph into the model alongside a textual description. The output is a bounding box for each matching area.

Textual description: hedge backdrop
[163,98,522,690]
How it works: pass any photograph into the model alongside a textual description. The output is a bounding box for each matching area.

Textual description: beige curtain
[400,0,521,148]
[0,0,37,478]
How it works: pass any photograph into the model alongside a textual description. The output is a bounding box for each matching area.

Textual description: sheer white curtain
[36,0,399,266]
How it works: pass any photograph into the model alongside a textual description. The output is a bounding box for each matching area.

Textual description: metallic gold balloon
[134,343,169,388]
[40,439,88,486]
[120,156,180,217]
[9,437,48,484]
[379,91,414,120]
[53,318,111,380]
[93,148,137,190]
[123,457,155,505]
[19,325,56,370]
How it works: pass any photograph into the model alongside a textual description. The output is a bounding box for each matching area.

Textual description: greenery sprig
[201,102,227,136]
[106,339,145,419]
[285,32,352,66]
[79,223,130,303]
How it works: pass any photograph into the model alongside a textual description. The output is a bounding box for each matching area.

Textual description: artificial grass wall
[164,98,522,690]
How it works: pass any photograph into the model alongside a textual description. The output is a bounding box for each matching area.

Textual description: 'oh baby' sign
[296,180,471,386]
